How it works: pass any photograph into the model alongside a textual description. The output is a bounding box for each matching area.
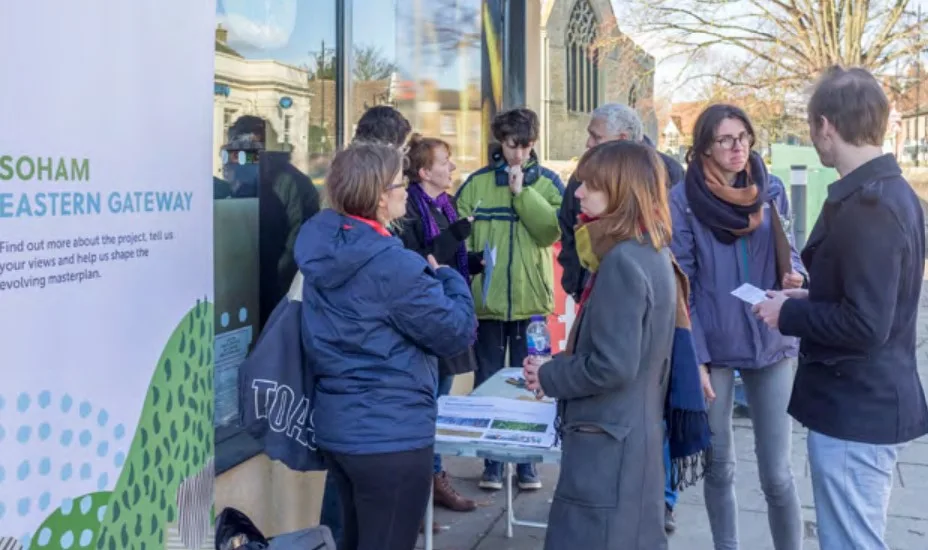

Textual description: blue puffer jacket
[669,176,806,370]
[295,209,476,455]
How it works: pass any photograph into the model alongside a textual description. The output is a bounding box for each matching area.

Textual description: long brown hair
[575,140,671,248]
[325,141,404,221]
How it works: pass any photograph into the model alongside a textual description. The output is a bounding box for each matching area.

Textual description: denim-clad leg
[664,425,678,509]
[808,430,900,550]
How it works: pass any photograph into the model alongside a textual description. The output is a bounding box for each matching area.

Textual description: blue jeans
[433,375,455,474]
[705,360,802,550]
[664,426,678,509]
[808,430,902,550]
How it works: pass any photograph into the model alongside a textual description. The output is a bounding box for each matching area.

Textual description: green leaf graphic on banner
[92,299,215,549]
[31,492,110,549]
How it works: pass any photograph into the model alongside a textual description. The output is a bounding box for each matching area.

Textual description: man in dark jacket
[558,104,683,302]
[754,66,928,550]
[556,103,685,535]
[216,115,322,329]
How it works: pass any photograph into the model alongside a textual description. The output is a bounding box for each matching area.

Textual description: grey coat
[538,239,677,550]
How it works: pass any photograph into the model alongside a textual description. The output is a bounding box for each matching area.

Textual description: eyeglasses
[385,174,409,191]
[714,132,753,150]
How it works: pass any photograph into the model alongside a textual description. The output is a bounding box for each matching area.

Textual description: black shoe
[664,504,676,534]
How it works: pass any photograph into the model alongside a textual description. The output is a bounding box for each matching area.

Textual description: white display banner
[0,2,216,548]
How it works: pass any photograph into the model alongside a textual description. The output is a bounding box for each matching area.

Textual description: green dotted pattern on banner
[26,300,215,550]
[30,492,110,549]
[94,299,214,549]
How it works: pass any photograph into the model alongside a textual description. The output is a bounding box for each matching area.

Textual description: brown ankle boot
[433,471,477,512]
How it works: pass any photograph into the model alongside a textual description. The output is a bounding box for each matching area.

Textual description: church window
[566,0,600,113]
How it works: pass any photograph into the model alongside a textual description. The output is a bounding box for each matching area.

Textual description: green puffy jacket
[455,155,564,321]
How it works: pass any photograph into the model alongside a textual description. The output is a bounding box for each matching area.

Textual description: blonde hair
[325,141,404,221]
[575,140,672,248]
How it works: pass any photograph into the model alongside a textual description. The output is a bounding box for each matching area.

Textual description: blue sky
[216,0,480,89]
[216,0,928,100]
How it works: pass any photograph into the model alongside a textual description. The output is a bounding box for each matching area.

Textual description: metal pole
[917,5,922,166]
[789,165,808,249]
[336,0,352,148]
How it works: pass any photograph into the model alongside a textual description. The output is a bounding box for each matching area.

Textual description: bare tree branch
[615,0,927,96]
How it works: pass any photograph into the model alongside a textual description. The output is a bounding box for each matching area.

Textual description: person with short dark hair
[353,105,412,147]
[455,107,564,491]
[296,141,476,550]
[671,103,806,549]
[754,66,928,550]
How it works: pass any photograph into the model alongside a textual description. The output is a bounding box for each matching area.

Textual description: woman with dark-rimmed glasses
[669,104,806,550]
[296,141,476,550]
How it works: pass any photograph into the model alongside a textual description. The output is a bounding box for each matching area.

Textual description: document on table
[436,395,557,448]
[731,283,769,306]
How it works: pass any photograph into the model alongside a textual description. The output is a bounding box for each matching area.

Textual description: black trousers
[473,319,530,386]
[473,319,533,471]
[325,446,433,550]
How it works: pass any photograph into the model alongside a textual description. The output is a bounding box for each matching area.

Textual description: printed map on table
[436,396,557,448]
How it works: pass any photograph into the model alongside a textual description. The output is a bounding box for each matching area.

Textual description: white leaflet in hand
[731,283,768,306]
[482,243,498,303]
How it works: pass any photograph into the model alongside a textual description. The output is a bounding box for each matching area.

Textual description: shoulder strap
[288,272,303,302]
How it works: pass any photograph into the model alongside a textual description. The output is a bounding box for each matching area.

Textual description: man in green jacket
[455,107,564,491]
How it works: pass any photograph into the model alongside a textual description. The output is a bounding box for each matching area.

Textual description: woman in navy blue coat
[295,141,477,550]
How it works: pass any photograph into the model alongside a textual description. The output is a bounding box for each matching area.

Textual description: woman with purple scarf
[398,134,485,523]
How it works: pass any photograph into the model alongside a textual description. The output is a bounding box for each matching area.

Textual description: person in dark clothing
[297,141,476,550]
[397,134,484,517]
[555,102,684,533]
[558,104,683,303]
[217,115,322,328]
[754,66,928,550]
[353,105,413,147]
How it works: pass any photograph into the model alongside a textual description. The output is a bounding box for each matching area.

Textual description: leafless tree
[606,0,927,94]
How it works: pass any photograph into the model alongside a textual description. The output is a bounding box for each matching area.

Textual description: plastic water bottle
[526,315,552,359]
[526,316,550,398]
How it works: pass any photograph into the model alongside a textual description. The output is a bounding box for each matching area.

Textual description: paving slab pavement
[417,281,928,549]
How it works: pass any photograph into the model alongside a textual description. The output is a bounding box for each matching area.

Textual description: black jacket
[557,149,684,300]
[780,154,928,445]
[398,192,482,377]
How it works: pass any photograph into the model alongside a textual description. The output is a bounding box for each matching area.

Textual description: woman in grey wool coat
[523,140,703,549]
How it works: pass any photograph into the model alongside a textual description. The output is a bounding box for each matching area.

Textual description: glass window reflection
[353,0,485,185]
[213,0,335,434]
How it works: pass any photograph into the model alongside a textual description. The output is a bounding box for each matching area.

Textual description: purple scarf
[408,183,470,284]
